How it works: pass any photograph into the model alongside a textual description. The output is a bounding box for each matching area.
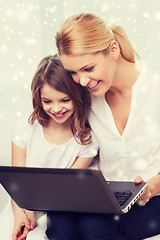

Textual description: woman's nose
[79,76,90,87]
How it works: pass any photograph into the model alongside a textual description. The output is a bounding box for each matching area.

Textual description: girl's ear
[110,40,120,60]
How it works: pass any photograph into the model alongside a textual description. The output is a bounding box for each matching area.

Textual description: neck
[110,57,142,96]
[43,117,73,145]
[47,117,72,132]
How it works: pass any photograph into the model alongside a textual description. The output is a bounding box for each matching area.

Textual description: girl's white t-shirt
[89,65,160,181]
[11,117,99,168]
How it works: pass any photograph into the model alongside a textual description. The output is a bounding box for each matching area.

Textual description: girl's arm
[11,142,36,240]
[71,156,94,169]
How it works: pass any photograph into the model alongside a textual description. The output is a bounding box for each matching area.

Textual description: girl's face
[60,51,117,97]
[40,83,75,125]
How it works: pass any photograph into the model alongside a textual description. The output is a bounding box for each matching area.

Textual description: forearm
[71,157,93,169]
[11,199,25,216]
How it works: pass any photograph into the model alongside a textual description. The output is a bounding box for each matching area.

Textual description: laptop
[0,166,147,214]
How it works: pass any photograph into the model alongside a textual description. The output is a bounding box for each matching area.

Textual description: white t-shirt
[11,117,99,168]
[89,65,160,181]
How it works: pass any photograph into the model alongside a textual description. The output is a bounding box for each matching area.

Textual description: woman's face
[60,52,117,97]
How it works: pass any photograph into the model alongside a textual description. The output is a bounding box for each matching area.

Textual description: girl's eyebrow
[41,97,49,100]
[41,96,69,100]
[61,96,69,99]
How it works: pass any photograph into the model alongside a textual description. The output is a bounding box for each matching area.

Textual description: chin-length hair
[29,55,91,145]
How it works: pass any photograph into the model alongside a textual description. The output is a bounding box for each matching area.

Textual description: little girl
[0,55,98,240]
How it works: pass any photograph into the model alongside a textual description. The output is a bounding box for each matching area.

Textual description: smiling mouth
[88,81,100,90]
[50,111,68,119]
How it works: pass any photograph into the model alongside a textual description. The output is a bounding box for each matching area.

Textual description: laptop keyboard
[113,191,133,206]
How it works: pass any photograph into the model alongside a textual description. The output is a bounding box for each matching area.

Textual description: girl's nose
[51,103,62,113]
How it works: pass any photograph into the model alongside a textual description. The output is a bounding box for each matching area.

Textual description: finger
[138,188,148,198]
[137,192,151,206]
[137,198,149,206]
[136,200,146,206]
[12,233,18,240]
[31,221,36,230]
[17,227,29,240]
[12,225,24,240]
[26,212,36,229]
[134,176,144,184]
[24,217,31,230]
[138,192,151,202]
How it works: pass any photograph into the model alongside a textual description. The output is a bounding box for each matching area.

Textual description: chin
[91,90,106,97]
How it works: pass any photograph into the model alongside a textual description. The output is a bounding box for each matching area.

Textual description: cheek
[42,104,49,112]
[69,102,75,112]
[72,75,79,83]
[102,66,115,83]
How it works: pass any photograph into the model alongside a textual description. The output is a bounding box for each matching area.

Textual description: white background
[0,0,160,209]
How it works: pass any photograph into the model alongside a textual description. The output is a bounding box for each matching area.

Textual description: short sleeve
[78,131,99,158]
[11,117,31,149]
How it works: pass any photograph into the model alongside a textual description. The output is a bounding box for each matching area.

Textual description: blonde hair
[56,13,139,63]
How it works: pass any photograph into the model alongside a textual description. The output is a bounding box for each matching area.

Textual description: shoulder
[11,117,40,147]
[12,116,38,131]
[133,64,160,97]
[75,131,99,150]
[142,64,160,85]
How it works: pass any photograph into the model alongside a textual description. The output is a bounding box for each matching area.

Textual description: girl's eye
[85,66,94,72]
[62,99,71,102]
[42,100,51,104]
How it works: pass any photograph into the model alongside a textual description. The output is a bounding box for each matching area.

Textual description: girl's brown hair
[56,13,139,62]
[29,55,91,144]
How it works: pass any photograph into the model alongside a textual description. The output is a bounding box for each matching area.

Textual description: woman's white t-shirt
[89,65,160,181]
[12,117,99,168]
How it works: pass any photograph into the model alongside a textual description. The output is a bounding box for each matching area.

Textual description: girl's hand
[134,176,152,206]
[12,209,31,240]
[25,210,36,230]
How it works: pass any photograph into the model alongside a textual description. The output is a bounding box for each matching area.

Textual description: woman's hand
[134,176,152,206]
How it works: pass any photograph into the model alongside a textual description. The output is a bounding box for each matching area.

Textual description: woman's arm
[11,142,36,240]
[71,156,94,169]
[134,174,160,206]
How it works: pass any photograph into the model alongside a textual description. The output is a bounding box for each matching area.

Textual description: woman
[46,13,160,240]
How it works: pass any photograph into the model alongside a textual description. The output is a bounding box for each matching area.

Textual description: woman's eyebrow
[65,62,95,72]
[80,62,95,70]
[65,68,75,72]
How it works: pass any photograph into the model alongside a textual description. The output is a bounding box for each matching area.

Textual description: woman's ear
[110,40,120,60]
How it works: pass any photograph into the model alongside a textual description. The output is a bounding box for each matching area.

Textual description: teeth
[89,81,98,89]
[50,112,64,117]
[55,113,64,116]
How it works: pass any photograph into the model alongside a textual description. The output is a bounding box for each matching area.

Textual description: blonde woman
[46,13,160,240]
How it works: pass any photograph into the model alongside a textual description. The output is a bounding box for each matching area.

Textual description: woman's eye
[85,66,94,72]
[70,71,77,75]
